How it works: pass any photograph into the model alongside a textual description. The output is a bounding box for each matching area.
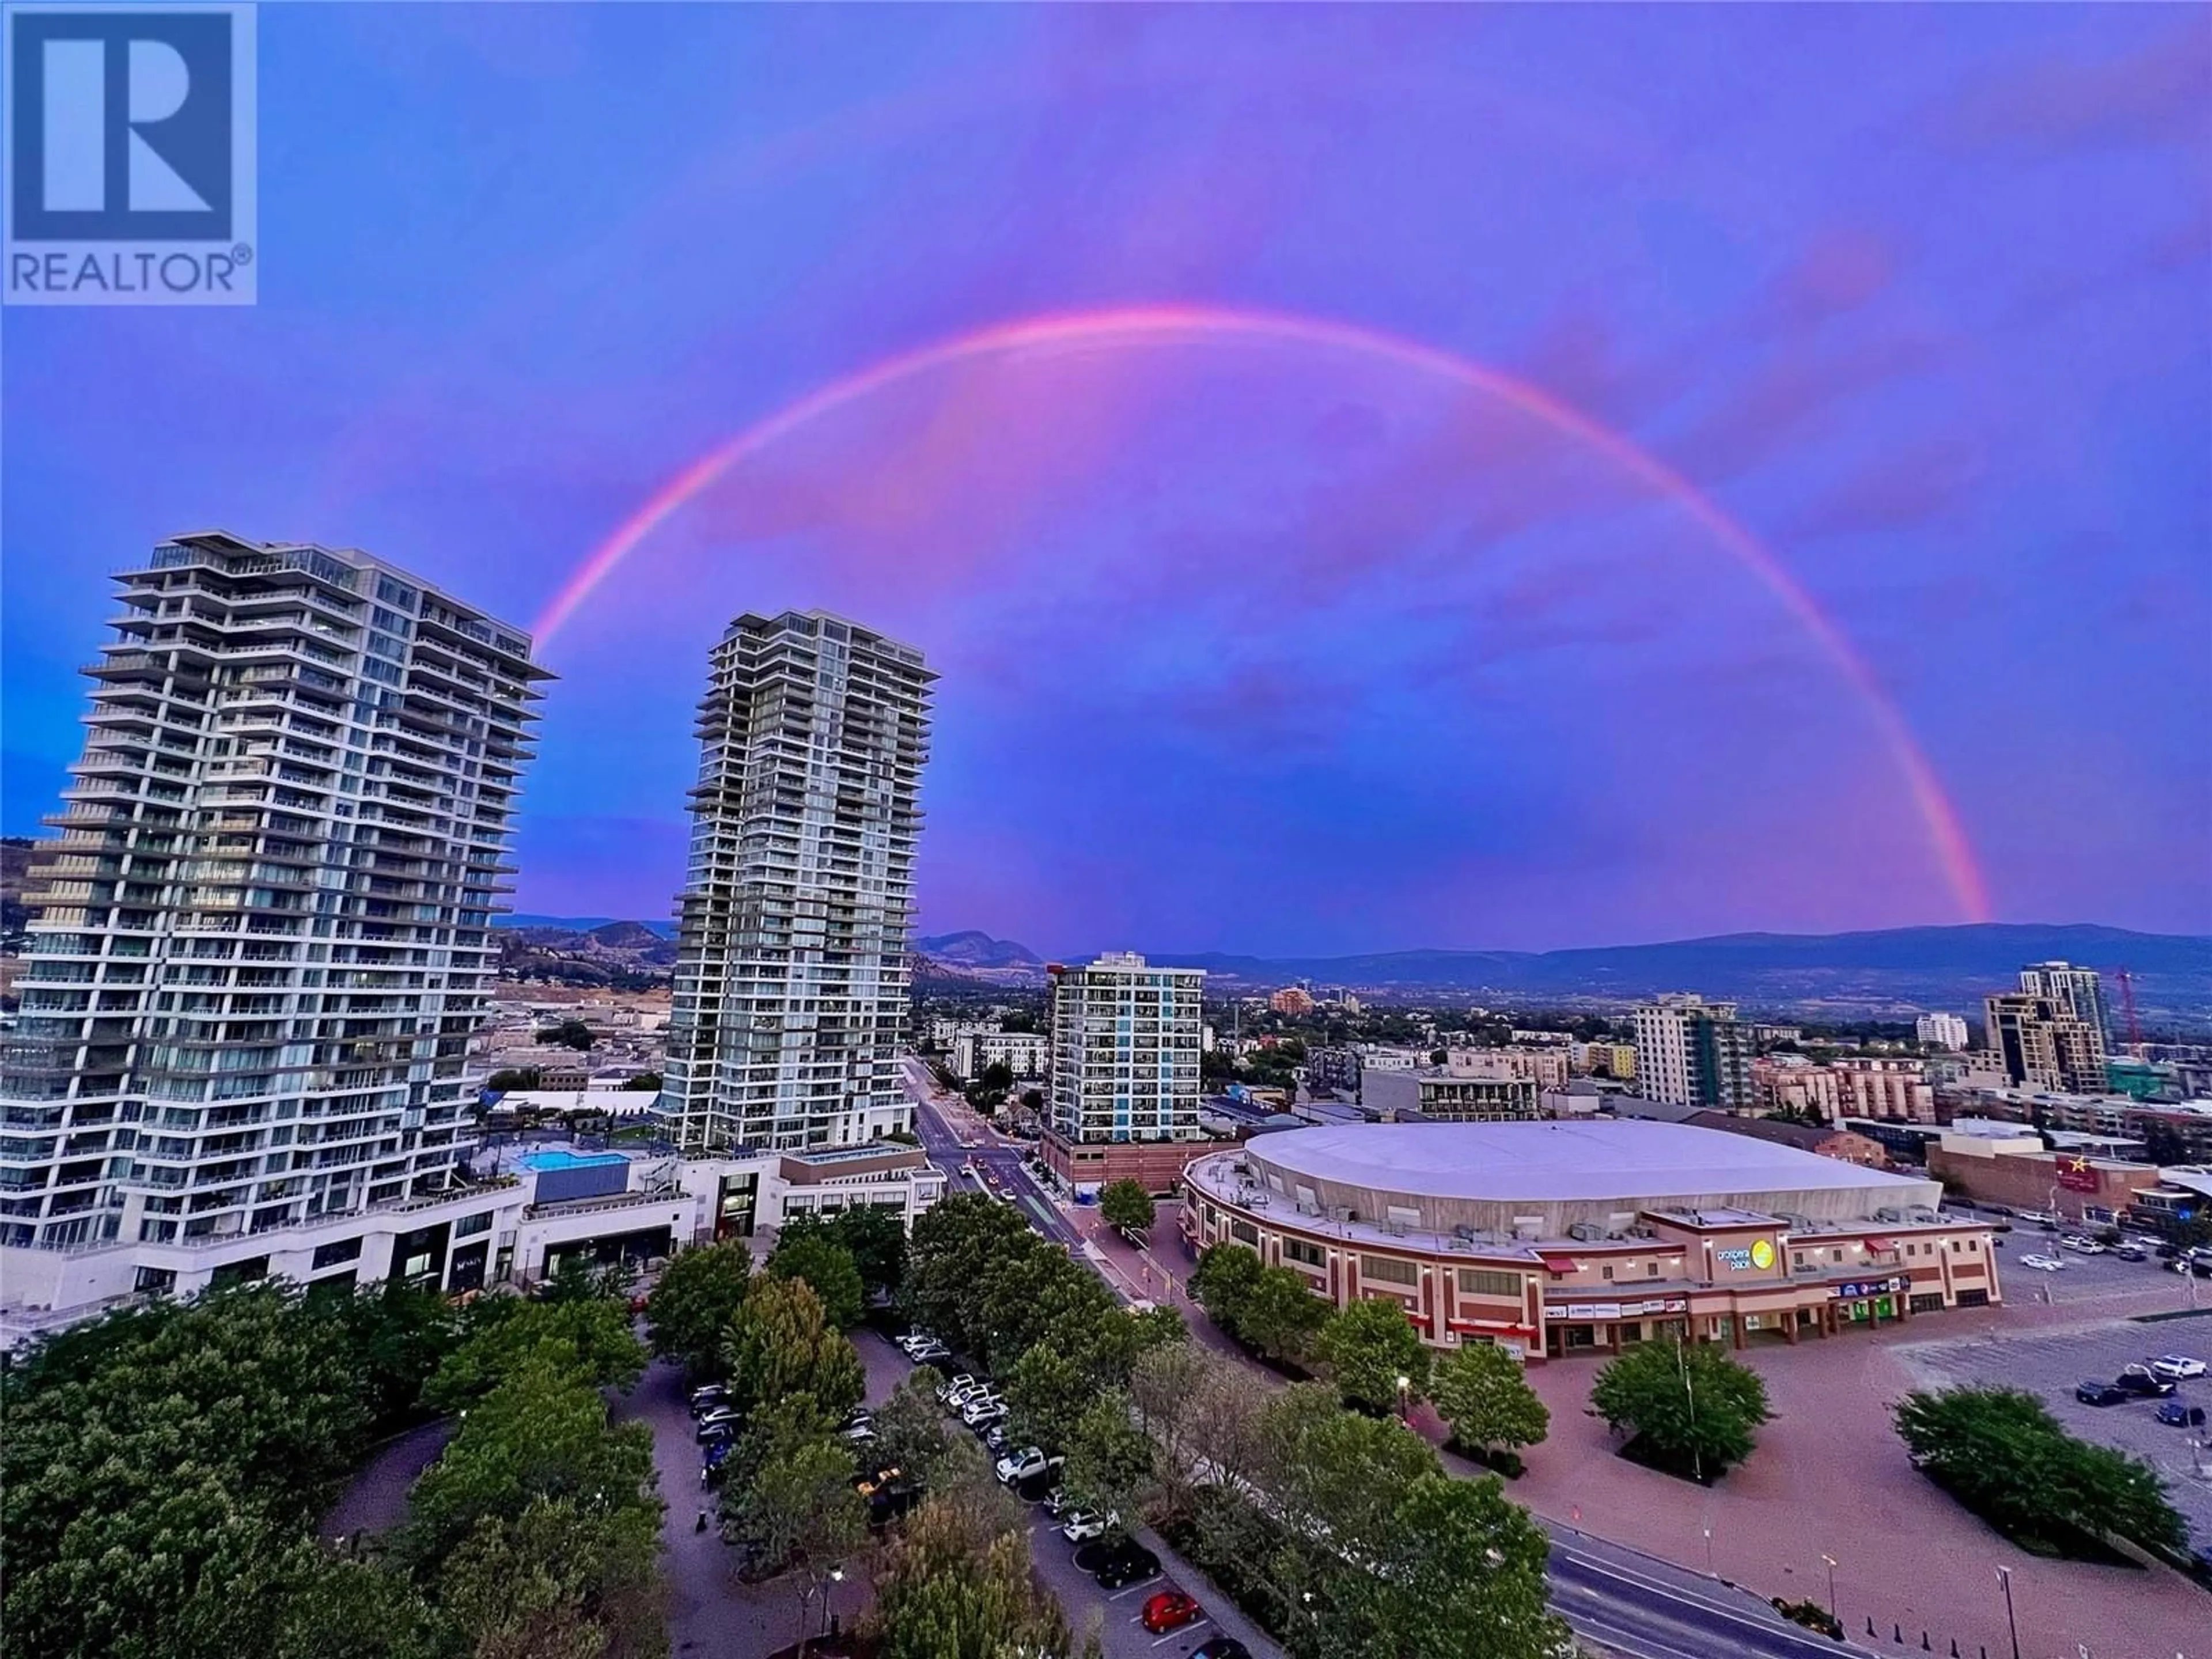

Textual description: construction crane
[2114,967,2142,1048]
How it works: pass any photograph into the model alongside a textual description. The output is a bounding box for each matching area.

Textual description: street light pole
[1997,1565,2021,1659]
[1821,1553,1838,1618]
[1396,1373,1412,1423]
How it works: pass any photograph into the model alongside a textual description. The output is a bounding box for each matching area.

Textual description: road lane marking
[1550,1548,1856,1656]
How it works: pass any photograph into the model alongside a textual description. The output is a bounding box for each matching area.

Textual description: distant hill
[1142,924,2211,1025]
[916,930,1042,969]
[500,913,677,939]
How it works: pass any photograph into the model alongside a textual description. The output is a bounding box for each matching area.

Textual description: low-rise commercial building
[0,1139,942,1350]
[1683,1110,1888,1168]
[1181,1120,1998,1363]
[1926,1127,2164,1224]
[1361,1068,1541,1122]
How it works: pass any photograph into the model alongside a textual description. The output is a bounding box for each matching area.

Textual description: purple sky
[5,5,2207,955]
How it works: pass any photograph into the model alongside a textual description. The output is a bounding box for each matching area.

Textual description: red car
[1141,1590,1203,1634]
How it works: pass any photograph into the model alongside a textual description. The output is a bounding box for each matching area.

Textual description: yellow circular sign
[1750,1239,1776,1270]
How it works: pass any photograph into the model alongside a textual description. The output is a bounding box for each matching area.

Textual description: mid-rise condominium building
[1915,1012,1970,1051]
[1046,952,1205,1143]
[660,610,932,1153]
[1633,993,1753,1112]
[1983,993,2107,1095]
[1,533,546,1297]
[2017,961,2111,1049]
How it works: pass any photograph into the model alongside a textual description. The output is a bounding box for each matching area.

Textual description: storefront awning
[1536,1252,1580,1274]
[1864,1237,1896,1251]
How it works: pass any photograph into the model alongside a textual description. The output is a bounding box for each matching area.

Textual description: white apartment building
[1,533,546,1297]
[1047,953,1205,1143]
[1915,1012,1970,1051]
[1445,1047,1570,1089]
[660,611,932,1152]
[951,1028,1047,1080]
[1633,993,1753,1111]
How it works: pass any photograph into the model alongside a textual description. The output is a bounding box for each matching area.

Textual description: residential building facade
[1046,952,1205,1143]
[659,610,933,1152]
[1983,993,2106,1094]
[2018,961,2111,1048]
[950,1027,1047,1080]
[1915,1012,1970,1051]
[1,532,545,1295]
[1633,993,1753,1111]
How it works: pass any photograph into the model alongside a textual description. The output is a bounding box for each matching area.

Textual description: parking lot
[1894,1311,2212,1547]
[857,1329,1282,1659]
[1994,1226,2212,1305]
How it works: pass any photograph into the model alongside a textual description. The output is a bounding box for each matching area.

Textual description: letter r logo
[9,10,233,240]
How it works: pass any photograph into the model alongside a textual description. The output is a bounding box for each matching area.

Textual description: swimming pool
[513,1146,625,1172]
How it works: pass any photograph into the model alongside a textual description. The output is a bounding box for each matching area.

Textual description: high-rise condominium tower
[1983,993,2106,1094]
[2017,962,2112,1050]
[661,610,932,1152]
[1633,992,1753,1112]
[1,532,545,1255]
[1047,953,1206,1143]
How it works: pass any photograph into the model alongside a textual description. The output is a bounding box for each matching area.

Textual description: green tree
[1260,1384,1439,1567]
[1321,1296,1431,1415]
[1061,1390,1155,1527]
[1189,1242,1266,1343]
[643,1240,752,1378]
[486,1067,542,1092]
[321,1282,468,1437]
[1895,1386,2186,1555]
[437,1493,667,1659]
[426,1295,646,1411]
[766,1232,867,1331]
[399,1355,660,1571]
[1429,1342,1549,1466]
[828,1204,909,1297]
[1099,1179,1156,1236]
[731,1433,867,1636]
[869,1490,1077,1659]
[1006,1343,1093,1455]
[724,1276,866,1424]
[1590,1338,1771,1482]
[1313,1473,1567,1659]
[872,1365,956,1490]
[1240,1265,1332,1365]
[905,1195,1037,1354]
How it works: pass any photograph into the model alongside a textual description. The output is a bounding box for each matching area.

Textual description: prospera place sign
[5,3,256,304]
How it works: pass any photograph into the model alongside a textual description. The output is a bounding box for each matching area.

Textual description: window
[1359,1255,1419,1286]
[1457,1267,1519,1297]
[1230,1219,1259,1246]
[1601,1265,1615,1281]
[1910,1293,1945,1315]
[455,1211,493,1238]
[312,1236,362,1270]
[1285,1237,1325,1268]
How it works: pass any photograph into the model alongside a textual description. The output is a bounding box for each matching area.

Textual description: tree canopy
[1321,1296,1431,1414]
[1895,1386,2186,1556]
[642,1239,752,1378]
[766,1231,867,1331]
[724,1275,866,1425]
[1589,1339,1770,1481]
[1099,1179,1157,1235]
[1429,1342,1549,1463]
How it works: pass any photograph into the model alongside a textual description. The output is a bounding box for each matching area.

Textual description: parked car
[696,1419,738,1445]
[960,1393,1005,1424]
[2059,1236,2104,1254]
[1090,1541,1161,1589]
[1140,1589,1203,1634]
[908,1340,951,1363]
[2075,1381,2129,1407]
[996,1446,1065,1486]
[982,1423,1012,1454]
[1188,1641,1252,1659]
[2116,1365,2177,1399]
[2019,1254,2065,1272]
[935,1372,978,1403]
[1060,1508,1116,1543]
[2154,1400,2207,1429]
[689,1385,729,1414]
[895,1330,937,1355]
[965,1402,1009,1431]
[2150,1354,2208,1380]
[2113,1245,2147,1262]
[1039,1484,1071,1515]
[696,1406,742,1431]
